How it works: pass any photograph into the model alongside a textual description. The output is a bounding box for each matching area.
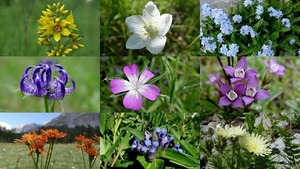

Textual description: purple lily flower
[20,63,75,100]
[263,58,285,76]
[223,57,257,83]
[110,64,160,111]
[219,82,245,108]
[242,75,270,105]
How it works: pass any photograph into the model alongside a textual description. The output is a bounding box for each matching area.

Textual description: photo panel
[0,57,99,112]
[200,56,300,168]
[0,113,100,168]
[0,0,99,56]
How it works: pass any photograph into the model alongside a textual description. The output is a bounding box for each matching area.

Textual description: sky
[0,113,61,127]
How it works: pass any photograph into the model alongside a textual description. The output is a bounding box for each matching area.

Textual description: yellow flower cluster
[37,2,84,56]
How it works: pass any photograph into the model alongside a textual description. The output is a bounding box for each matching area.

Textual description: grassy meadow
[0,142,100,169]
[0,57,100,112]
[0,0,99,56]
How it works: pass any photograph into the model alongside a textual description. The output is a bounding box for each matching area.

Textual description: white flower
[125,1,172,54]
[240,133,272,156]
[215,124,246,139]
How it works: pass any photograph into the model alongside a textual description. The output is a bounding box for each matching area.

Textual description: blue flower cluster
[257,41,274,56]
[217,33,224,43]
[20,60,75,100]
[131,127,183,162]
[220,44,240,57]
[255,5,264,19]
[282,18,291,28]
[268,7,283,19]
[201,37,217,52]
[240,25,258,38]
[243,0,254,7]
[233,15,242,23]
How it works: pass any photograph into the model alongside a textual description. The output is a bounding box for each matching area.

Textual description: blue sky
[0,113,61,127]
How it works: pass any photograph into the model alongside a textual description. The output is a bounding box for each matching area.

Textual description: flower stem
[44,97,49,112]
[44,139,55,169]
[81,148,87,169]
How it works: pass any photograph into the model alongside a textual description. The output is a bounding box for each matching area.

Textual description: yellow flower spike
[75,37,82,42]
[47,5,52,10]
[60,5,65,12]
[42,41,50,46]
[66,12,78,30]
[42,11,53,17]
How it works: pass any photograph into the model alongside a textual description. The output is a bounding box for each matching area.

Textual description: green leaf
[161,149,200,168]
[137,156,164,169]
[253,19,264,31]
[293,25,300,34]
[104,130,125,160]
[269,32,279,41]
[238,47,254,56]
[100,112,106,135]
[281,27,291,32]
[122,126,144,140]
[170,128,198,158]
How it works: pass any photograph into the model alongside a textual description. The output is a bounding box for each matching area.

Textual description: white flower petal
[143,1,160,20]
[146,35,166,54]
[126,34,147,50]
[125,15,146,34]
[158,14,172,35]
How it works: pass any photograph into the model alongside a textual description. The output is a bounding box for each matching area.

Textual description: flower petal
[157,14,172,35]
[65,76,76,94]
[126,34,147,50]
[61,28,71,36]
[247,75,259,87]
[255,89,270,100]
[123,64,139,84]
[146,35,166,54]
[123,90,143,110]
[234,83,245,95]
[137,84,160,101]
[242,96,255,105]
[125,15,146,34]
[137,70,154,86]
[232,97,243,108]
[223,66,235,77]
[54,32,60,42]
[143,1,160,20]
[220,82,231,95]
[110,79,132,94]
[237,57,247,70]
[218,96,231,106]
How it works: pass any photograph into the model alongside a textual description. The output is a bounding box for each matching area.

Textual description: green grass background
[0,57,100,112]
[0,143,100,169]
[0,0,99,56]
[100,0,200,56]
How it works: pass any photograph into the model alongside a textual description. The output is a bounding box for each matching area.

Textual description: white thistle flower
[125,1,172,54]
[240,133,272,156]
[215,124,246,139]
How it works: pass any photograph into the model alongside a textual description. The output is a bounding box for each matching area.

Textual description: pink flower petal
[124,64,139,84]
[123,90,143,110]
[138,84,160,101]
[137,70,154,86]
[110,79,132,94]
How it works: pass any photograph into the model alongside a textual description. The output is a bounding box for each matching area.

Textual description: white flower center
[234,67,245,78]
[270,63,279,72]
[226,90,238,101]
[145,22,158,37]
[246,85,257,97]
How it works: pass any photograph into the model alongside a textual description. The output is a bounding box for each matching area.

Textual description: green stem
[51,100,56,112]
[81,148,87,169]
[44,140,55,169]
[231,139,237,169]
[35,153,39,169]
[44,97,49,112]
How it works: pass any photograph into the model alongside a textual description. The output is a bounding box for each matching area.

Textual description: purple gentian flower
[223,57,257,83]
[263,58,285,76]
[206,73,221,86]
[110,64,160,110]
[219,82,245,108]
[20,63,75,100]
[242,76,270,105]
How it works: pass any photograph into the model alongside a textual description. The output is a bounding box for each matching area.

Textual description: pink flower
[110,64,160,110]
[263,58,285,76]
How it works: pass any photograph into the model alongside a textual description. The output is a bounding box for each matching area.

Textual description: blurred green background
[100,56,200,113]
[0,0,99,56]
[0,57,100,112]
[100,0,200,56]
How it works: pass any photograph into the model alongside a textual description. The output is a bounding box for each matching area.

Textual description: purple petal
[234,83,245,95]
[255,89,270,100]
[245,69,258,77]
[223,66,235,77]
[47,77,65,99]
[65,76,76,94]
[269,58,276,65]
[232,97,243,108]
[137,84,160,101]
[237,57,247,70]
[220,82,231,94]
[247,75,259,87]
[242,96,255,105]
[263,61,269,67]
[276,65,285,76]
[230,77,242,84]
[110,79,132,94]
[218,96,231,106]
[137,70,154,86]
[123,90,143,110]
[123,64,139,83]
